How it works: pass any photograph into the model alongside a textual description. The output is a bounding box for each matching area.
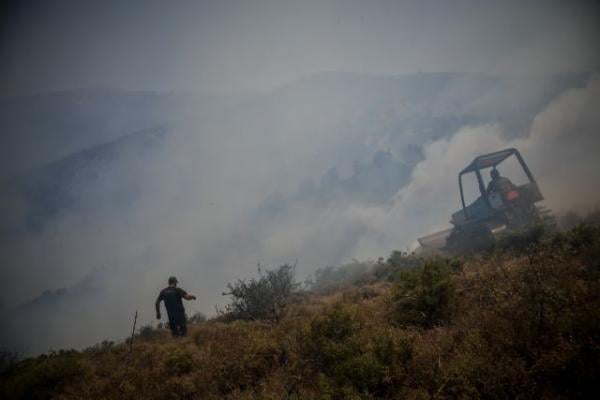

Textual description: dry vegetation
[1,224,599,399]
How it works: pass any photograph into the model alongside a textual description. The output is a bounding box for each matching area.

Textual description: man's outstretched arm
[178,287,196,301]
[183,293,196,301]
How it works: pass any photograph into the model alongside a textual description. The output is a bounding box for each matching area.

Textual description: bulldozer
[418,148,552,254]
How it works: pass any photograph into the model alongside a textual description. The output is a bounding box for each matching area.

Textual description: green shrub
[138,324,163,340]
[308,261,373,292]
[0,351,91,400]
[453,226,600,398]
[492,223,549,254]
[374,251,422,282]
[302,305,396,396]
[222,264,299,322]
[389,257,460,328]
[163,349,195,377]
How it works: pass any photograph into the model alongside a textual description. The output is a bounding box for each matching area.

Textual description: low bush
[0,350,91,400]
[452,225,600,398]
[221,264,299,322]
[138,324,163,341]
[307,260,374,292]
[374,250,422,282]
[388,257,461,328]
[162,348,195,377]
[492,222,549,254]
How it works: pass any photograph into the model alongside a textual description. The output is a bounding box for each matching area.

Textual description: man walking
[155,276,196,337]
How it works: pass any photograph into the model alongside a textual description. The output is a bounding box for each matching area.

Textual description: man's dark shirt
[157,287,188,320]
[487,176,515,194]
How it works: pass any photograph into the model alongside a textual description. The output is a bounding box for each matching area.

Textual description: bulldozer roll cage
[458,148,538,220]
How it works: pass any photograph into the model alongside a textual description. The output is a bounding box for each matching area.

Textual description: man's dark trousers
[168,312,187,337]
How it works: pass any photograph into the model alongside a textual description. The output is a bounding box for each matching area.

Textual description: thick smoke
[0,79,407,354]
[354,75,600,257]
[1,74,599,355]
[521,75,600,212]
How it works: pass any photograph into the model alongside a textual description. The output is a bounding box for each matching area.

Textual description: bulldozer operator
[486,168,515,195]
[155,276,196,337]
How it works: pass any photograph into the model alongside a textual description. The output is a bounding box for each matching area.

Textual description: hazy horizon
[2,0,599,97]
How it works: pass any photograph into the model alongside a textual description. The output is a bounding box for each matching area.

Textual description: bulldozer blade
[418,228,453,252]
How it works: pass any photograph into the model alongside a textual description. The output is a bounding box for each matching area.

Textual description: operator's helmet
[490,168,500,179]
[168,276,178,285]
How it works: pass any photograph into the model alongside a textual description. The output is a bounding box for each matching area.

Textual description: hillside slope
[0,124,169,234]
[1,224,598,399]
[0,88,228,180]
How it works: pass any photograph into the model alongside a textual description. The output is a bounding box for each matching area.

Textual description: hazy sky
[2,0,599,97]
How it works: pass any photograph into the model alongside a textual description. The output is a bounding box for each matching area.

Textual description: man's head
[490,168,500,180]
[168,276,178,286]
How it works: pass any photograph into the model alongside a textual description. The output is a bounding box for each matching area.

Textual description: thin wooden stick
[129,310,138,352]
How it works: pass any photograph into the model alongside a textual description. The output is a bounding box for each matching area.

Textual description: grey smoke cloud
[518,75,600,212]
